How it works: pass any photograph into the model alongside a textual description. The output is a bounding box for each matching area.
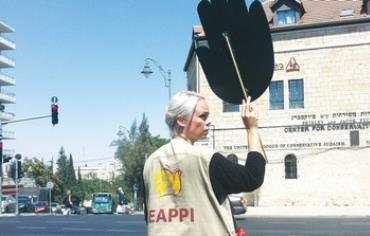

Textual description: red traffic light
[51,104,59,111]
[51,104,59,125]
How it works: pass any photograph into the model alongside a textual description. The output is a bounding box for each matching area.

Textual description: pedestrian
[63,190,73,215]
[117,187,128,214]
[143,91,266,235]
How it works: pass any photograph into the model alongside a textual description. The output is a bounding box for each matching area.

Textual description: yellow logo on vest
[154,167,182,197]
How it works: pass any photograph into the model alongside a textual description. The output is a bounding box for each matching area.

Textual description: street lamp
[141,58,172,100]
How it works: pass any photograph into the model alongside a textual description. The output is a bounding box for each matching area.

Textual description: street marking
[341,222,370,225]
[0,220,22,224]
[47,220,86,224]
[268,221,307,225]
[114,220,144,224]
[17,226,47,230]
[62,227,93,231]
[107,229,137,233]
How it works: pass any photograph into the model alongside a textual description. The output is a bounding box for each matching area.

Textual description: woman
[143,91,266,236]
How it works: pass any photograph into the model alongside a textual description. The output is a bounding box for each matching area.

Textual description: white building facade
[76,161,122,182]
[184,0,370,207]
[0,20,16,187]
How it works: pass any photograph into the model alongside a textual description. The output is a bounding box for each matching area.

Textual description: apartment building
[0,20,16,196]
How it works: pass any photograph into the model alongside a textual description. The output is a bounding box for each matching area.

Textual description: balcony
[0,21,15,34]
[2,130,16,140]
[0,89,16,104]
[0,54,15,68]
[0,35,16,50]
[0,111,15,121]
[0,73,15,86]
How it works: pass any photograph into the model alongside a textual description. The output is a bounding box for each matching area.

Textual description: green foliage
[55,148,77,193]
[17,114,167,208]
[21,157,64,202]
[114,114,168,206]
[56,147,68,192]
[67,154,77,187]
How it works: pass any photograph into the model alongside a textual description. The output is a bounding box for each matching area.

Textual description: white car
[1,195,16,213]
[229,193,247,215]
[50,202,62,214]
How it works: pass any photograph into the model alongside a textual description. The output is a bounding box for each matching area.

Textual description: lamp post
[141,58,172,100]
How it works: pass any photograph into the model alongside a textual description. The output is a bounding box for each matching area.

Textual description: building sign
[286,57,300,72]
[220,111,370,151]
[274,57,300,72]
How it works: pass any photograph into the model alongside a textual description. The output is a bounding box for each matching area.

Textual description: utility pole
[0,97,59,216]
[15,159,18,215]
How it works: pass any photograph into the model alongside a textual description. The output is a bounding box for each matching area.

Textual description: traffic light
[2,142,12,163]
[51,104,59,125]
[10,161,22,180]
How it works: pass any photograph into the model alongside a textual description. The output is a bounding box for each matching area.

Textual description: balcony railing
[0,21,15,33]
[0,54,15,68]
[0,89,16,103]
[0,72,15,86]
[0,111,15,121]
[0,35,16,50]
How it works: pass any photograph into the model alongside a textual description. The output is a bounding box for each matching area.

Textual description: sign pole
[15,160,18,215]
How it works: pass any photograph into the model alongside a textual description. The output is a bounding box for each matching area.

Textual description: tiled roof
[184,0,370,71]
[263,0,370,29]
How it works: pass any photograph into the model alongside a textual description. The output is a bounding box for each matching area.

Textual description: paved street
[1,213,370,236]
[0,214,146,236]
[240,217,370,236]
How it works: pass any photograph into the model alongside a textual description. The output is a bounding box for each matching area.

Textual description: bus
[90,193,113,214]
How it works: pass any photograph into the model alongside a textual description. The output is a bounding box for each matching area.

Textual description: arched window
[285,154,297,179]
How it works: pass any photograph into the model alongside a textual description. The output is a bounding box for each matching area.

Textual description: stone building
[184,0,370,207]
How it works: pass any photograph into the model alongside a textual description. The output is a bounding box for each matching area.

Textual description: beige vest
[143,137,236,236]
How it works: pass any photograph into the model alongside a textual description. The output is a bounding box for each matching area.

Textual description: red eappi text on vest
[148,208,195,223]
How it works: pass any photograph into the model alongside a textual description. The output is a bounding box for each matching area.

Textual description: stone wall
[187,22,370,206]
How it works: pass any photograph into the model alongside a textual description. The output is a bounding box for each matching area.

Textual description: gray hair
[165,91,205,138]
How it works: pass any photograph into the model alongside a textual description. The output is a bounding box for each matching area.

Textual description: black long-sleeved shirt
[209,151,266,204]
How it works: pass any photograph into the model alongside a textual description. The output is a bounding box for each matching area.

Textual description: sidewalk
[240,206,370,218]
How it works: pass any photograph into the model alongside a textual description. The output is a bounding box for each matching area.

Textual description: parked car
[34,201,49,213]
[18,196,35,213]
[1,195,16,213]
[71,205,81,214]
[229,194,247,215]
[61,203,81,215]
[50,202,62,214]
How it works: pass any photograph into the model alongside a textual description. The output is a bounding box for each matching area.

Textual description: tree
[56,147,79,201]
[21,157,64,202]
[66,154,77,187]
[114,114,167,206]
[77,167,82,185]
[56,147,68,190]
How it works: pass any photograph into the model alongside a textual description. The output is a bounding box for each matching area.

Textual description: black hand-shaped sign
[195,0,274,104]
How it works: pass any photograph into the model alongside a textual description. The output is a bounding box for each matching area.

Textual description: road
[0,214,146,236]
[0,214,369,236]
[241,217,370,236]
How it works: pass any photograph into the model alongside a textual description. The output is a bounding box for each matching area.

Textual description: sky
[0,0,253,167]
